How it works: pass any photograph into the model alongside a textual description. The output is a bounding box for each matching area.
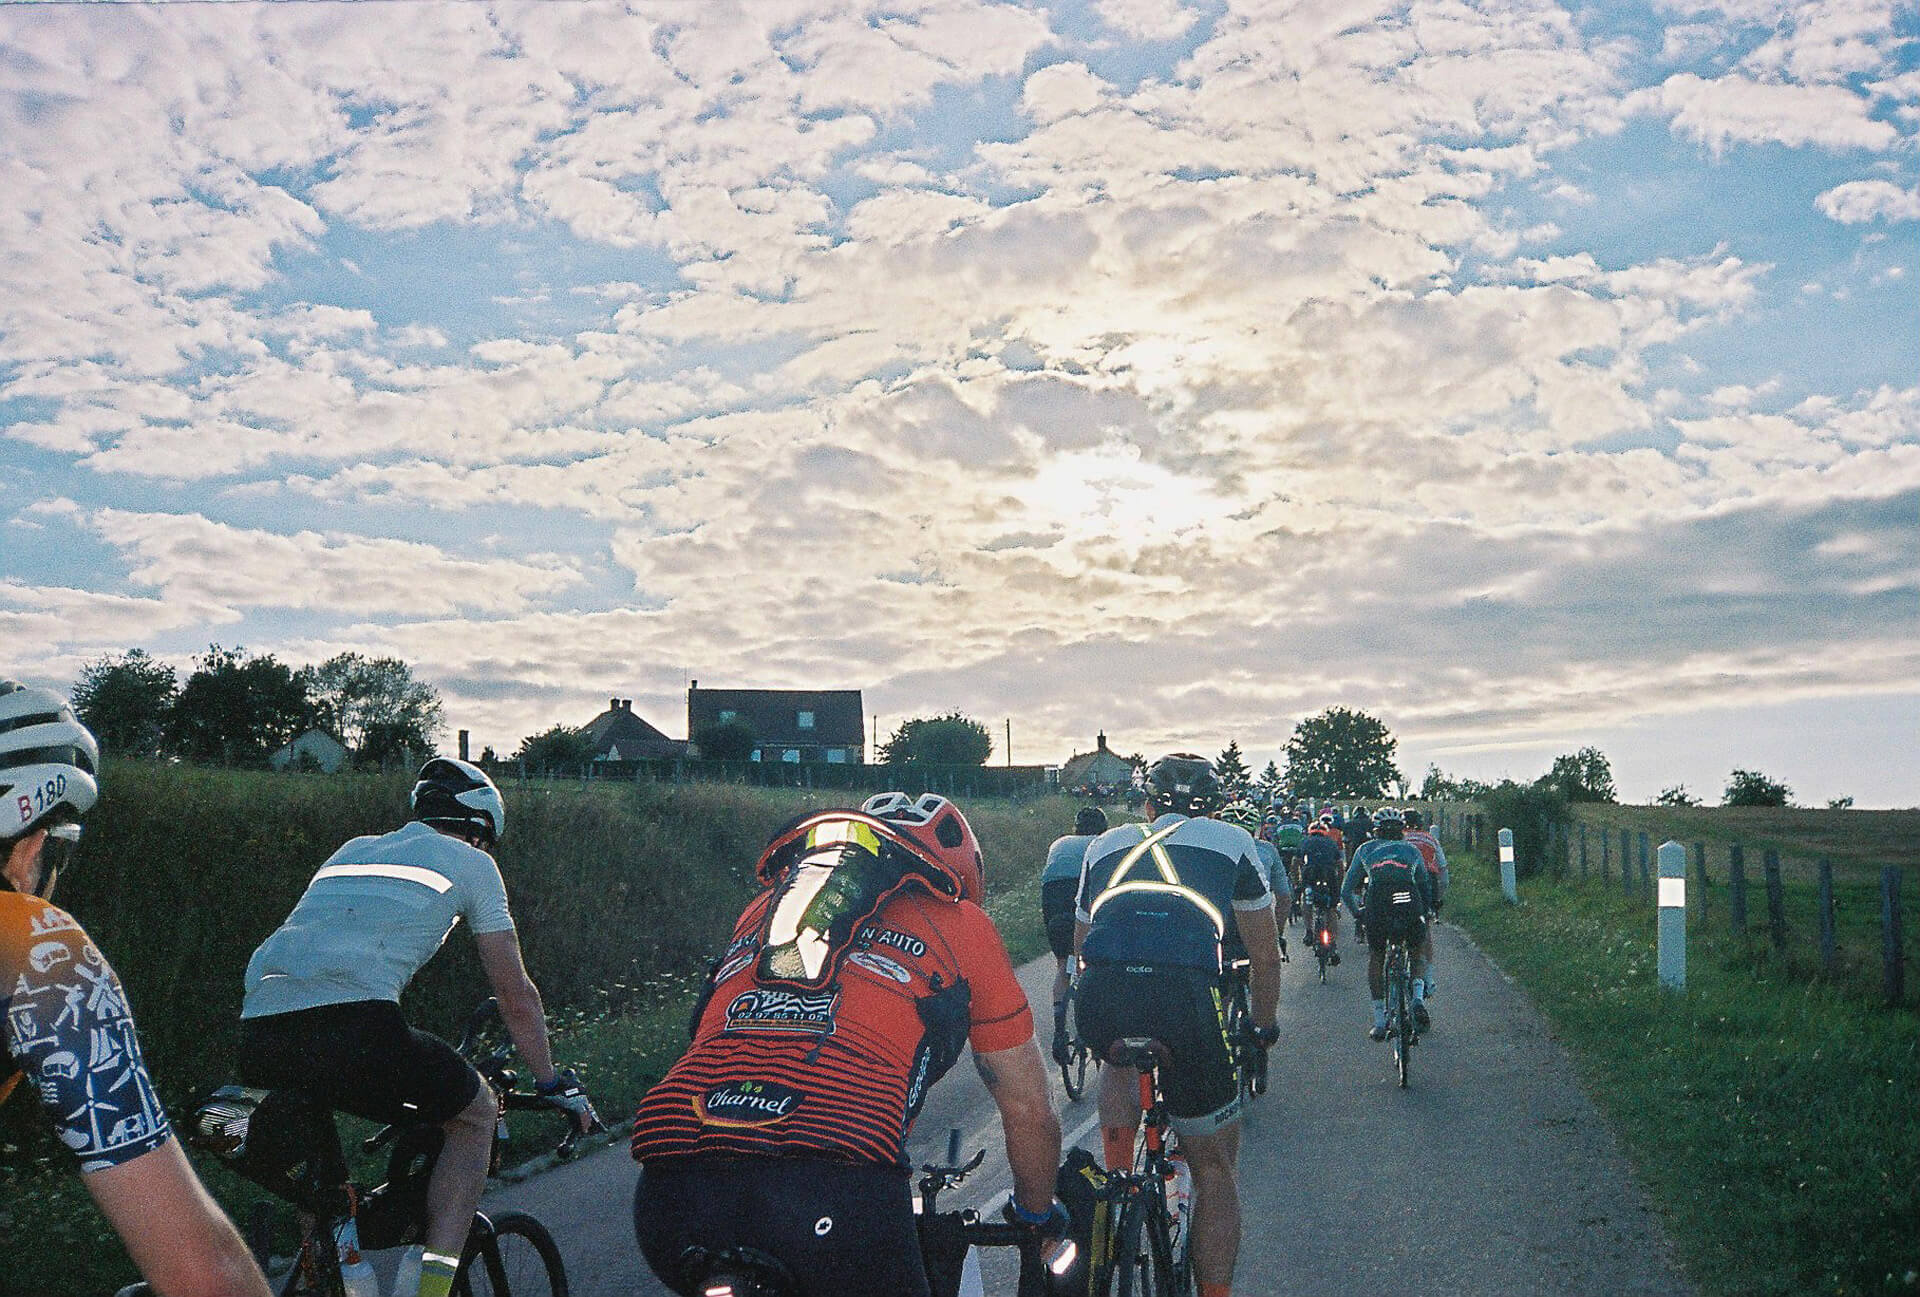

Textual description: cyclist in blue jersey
[1073,756,1281,1297]
[238,758,597,1297]
[1340,808,1434,1039]
[1041,805,1108,1064]
[0,682,268,1296]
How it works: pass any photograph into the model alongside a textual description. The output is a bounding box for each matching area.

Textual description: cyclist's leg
[1042,880,1078,1059]
[1155,969,1244,1297]
[1364,926,1388,1036]
[1074,963,1147,1169]
[1174,1125,1240,1297]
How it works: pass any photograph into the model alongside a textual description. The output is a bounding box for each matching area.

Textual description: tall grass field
[0,760,1086,1295]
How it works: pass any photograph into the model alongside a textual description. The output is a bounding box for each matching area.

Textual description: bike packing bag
[188,1085,350,1216]
[1054,1145,1108,1295]
[1363,859,1426,940]
[356,1125,444,1250]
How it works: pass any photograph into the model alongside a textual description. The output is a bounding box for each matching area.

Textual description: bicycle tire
[1390,946,1412,1089]
[1061,1042,1091,1101]
[456,1212,569,1297]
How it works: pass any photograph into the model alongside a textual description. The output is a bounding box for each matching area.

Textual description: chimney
[610,697,620,713]
[1097,731,1108,751]
[458,729,470,761]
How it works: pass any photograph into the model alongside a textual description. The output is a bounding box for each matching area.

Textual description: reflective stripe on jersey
[311,862,455,893]
[1084,819,1227,935]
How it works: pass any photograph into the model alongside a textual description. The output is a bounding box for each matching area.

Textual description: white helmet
[0,681,100,841]
[410,757,506,846]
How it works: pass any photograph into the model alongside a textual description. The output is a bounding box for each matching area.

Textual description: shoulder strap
[1086,820,1226,937]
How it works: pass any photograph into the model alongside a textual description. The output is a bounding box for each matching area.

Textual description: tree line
[70,646,443,769]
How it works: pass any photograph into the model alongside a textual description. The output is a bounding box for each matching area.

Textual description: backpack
[1362,855,1425,939]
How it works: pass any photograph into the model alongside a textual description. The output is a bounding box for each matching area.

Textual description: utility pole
[1006,718,1012,766]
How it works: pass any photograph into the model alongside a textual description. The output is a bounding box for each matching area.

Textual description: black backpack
[1363,856,1424,938]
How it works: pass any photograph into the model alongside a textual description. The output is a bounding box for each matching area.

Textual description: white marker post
[1658,840,1686,989]
[1498,828,1517,904]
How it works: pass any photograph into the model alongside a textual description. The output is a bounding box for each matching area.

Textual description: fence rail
[1416,802,1913,1012]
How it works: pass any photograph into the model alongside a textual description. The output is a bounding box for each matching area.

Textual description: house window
[782,749,801,763]
[719,710,737,724]
[825,749,847,764]
[797,710,815,730]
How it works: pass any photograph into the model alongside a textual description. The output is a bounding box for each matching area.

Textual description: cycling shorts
[1364,910,1429,950]
[237,999,481,1128]
[1073,963,1241,1137]
[1041,878,1079,959]
[634,1155,929,1297]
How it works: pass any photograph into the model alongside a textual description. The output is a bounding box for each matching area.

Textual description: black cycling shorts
[1041,879,1079,959]
[634,1155,929,1297]
[1073,963,1240,1136]
[1363,908,1429,951]
[238,1000,481,1128]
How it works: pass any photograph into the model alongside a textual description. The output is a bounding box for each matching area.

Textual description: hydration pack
[1363,857,1425,938]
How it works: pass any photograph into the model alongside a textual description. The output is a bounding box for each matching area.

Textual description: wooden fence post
[1621,829,1633,899]
[1639,832,1652,900]
[1600,829,1610,883]
[1730,843,1748,931]
[1694,842,1709,924]
[1883,867,1905,1007]
[1579,822,1588,882]
[1763,849,1787,950]
[1817,859,1836,973]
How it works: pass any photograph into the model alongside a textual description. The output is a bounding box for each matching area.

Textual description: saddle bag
[188,1086,350,1216]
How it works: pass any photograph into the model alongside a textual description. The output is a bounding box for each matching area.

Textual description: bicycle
[1087,1040,1192,1297]
[673,1129,1075,1297]
[187,999,596,1297]
[1382,932,1418,1088]
[1303,890,1337,984]
[1218,959,1267,1100]
[1058,1027,1094,1102]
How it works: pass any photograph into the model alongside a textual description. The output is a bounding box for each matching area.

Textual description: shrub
[1724,769,1791,808]
[1479,778,1569,878]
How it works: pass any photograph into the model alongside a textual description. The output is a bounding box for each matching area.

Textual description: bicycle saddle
[1105,1036,1171,1070]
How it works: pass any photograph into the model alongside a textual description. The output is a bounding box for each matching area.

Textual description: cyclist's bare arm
[475,929,557,1086]
[973,1038,1062,1216]
[1233,904,1282,1028]
[85,1139,270,1297]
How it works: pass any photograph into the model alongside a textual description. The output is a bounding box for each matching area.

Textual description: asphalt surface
[470,920,1695,1296]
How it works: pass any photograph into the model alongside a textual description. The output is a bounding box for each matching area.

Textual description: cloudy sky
[2,0,1915,807]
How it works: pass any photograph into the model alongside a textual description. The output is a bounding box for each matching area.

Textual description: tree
[70,649,177,757]
[1540,747,1617,804]
[1656,784,1700,807]
[1215,741,1251,796]
[1724,769,1791,807]
[297,652,444,761]
[514,724,594,771]
[1284,708,1401,799]
[879,712,992,765]
[694,716,758,761]
[1827,796,1854,811]
[168,645,309,766]
[1255,761,1284,802]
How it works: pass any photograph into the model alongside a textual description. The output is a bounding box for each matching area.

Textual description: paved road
[475,921,1694,1295]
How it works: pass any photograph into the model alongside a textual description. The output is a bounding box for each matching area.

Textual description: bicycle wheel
[456,1212,568,1297]
[1391,951,1412,1089]
[1061,1041,1091,1101]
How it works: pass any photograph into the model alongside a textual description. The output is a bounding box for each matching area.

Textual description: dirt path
[476,922,1694,1295]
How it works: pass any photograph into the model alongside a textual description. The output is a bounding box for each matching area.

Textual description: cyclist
[1073,755,1281,1297]
[0,681,269,1297]
[1298,819,1343,967]
[1401,809,1450,1009]
[1344,804,1372,862]
[631,792,1063,1297]
[1268,807,1308,918]
[238,758,598,1297]
[1340,808,1434,1040]
[1223,801,1289,961]
[1042,805,1109,1065]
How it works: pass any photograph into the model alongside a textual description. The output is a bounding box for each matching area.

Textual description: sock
[1413,980,1426,1003]
[416,1252,460,1297]
[1371,999,1387,1028]
[1102,1124,1136,1172]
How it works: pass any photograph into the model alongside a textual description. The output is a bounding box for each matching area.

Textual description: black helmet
[1075,806,1109,836]
[1144,753,1222,816]
[411,757,506,846]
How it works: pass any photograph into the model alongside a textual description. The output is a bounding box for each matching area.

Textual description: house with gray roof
[686,682,864,764]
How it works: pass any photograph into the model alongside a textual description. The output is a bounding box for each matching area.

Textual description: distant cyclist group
[3,681,1447,1297]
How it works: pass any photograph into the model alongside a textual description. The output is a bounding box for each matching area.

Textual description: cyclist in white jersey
[238,758,597,1297]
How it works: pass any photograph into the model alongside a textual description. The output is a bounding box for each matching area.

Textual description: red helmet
[861,792,984,902]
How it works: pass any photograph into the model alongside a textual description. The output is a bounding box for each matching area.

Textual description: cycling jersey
[1039,833,1098,886]
[1301,832,1343,884]
[1076,815,1272,973]
[1253,839,1291,906]
[630,888,1032,1169]
[1404,829,1449,904]
[1,891,172,1173]
[242,821,516,1018]
[1341,840,1434,939]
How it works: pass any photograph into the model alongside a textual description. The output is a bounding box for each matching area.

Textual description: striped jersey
[242,821,516,1018]
[630,887,1032,1169]
[1,891,172,1172]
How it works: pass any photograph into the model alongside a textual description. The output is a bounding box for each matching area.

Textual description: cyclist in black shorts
[1040,805,1108,1063]
[1073,755,1281,1297]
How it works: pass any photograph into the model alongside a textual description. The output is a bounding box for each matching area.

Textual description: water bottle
[1164,1148,1194,1268]
[392,1243,426,1297]
[330,1217,380,1297]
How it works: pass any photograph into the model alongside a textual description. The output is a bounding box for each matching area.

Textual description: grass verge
[1448,848,1920,1297]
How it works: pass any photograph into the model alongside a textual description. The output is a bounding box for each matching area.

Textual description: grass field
[1448,832,1920,1297]
[0,764,1088,1296]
